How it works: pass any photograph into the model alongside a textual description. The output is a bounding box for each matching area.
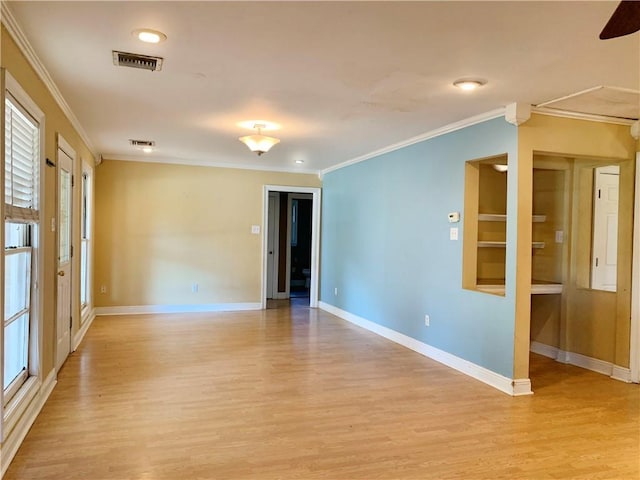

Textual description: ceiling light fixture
[133,29,167,44]
[453,78,487,91]
[239,123,280,156]
[295,160,304,164]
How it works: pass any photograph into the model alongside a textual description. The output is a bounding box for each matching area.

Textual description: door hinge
[595,257,599,267]
[69,316,72,329]
[71,245,74,258]
[72,175,75,187]
[598,189,601,199]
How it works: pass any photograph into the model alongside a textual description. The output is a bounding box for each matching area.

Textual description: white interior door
[56,146,73,370]
[266,193,278,299]
[591,165,619,292]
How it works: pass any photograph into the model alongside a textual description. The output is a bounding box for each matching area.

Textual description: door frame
[631,152,640,383]
[55,133,75,371]
[285,193,314,300]
[262,185,321,309]
[266,192,280,299]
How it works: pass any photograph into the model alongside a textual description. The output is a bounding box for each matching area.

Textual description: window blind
[4,97,39,222]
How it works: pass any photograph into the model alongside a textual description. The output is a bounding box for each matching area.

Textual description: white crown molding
[95,303,262,316]
[319,301,531,396]
[321,107,506,176]
[1,3,98,161]
[532,106,636,126]
[100,154,320,175]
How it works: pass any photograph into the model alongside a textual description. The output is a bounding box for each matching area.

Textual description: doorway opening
[262,186,321,310]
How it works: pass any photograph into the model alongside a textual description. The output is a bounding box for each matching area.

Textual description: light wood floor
[5,306,639,479]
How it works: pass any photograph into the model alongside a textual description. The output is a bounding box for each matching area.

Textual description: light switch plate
[251,225,260,234]
[450,227,459,240]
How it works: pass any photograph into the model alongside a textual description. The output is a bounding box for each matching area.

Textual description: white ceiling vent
[129,139,155,147]
[113,51,163,72]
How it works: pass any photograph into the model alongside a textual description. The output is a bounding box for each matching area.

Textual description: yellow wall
[2,26,96,376]
[94,160,320,307]
[516,114,636,378]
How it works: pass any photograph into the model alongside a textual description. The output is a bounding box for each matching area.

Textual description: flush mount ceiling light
[453,78,487,91]
[238,123,280,156]
[133,28,167,44]
[295,160,304,164]
[493,164,508,173]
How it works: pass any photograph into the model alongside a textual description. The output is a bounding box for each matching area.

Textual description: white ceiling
[6,1,640,173]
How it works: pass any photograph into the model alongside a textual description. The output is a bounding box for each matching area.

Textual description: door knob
[57,270,65,276]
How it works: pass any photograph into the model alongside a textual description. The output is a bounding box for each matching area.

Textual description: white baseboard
[272,292,289,300]
[319,301,531,396]
[530,341,632,383]
[611,365,632,383]
[1,369,57,477]
[73,308,96,350]
[529,341,559,360]
[95,302,262,316]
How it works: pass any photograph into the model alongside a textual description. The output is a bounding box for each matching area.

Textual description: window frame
[1,71,45,438]
[80,161,92,320]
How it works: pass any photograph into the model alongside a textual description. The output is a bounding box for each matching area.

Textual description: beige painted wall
[516,114,636,378]
[2,26,96,377]
[94,160,320,307]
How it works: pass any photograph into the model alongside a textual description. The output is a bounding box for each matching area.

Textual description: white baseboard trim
[530,341,632,383]
[73,308,96,350]
[95,302,262,316]
[611,365,632,383]
[1,369,57,477]
[529,341,559,360]
[319,301,531,396]
[272,292,290,300]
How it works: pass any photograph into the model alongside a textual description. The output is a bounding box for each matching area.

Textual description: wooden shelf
[477,241,545,249]
[478,213,546,223]
[475,280,562,295]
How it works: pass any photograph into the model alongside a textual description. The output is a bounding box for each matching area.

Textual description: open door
[56,138,74,371]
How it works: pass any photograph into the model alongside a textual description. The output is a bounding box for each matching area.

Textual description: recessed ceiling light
[453,78,487,91]
[295,160,304,164]
[133,29,167,44]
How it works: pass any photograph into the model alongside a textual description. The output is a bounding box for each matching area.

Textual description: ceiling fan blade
[600,1,640,39]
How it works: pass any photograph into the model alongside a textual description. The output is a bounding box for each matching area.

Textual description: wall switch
[449,227,459,241]
[555,230,564,243]
[425,315,430,326]
[334,287,338,296]
[100,285,107,294]
[192,283,199,293]
[251,225,260,234]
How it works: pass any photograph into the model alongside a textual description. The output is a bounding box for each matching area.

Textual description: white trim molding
[631,151,640,383]
[530,341,632,383]
[319,301,532,396]
[321,108,505,176]
[73,308,96,350]
[0,3,97,160]
[95,303,262,316]
[1,369,56,477]
[532,107,635,127]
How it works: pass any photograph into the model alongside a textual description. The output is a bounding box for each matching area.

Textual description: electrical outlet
[334,287,338,296]
[100,285,107,294]
[425,314,430,326]
[192,283,199,293]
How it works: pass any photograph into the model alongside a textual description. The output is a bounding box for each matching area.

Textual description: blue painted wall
[320,118,519,377]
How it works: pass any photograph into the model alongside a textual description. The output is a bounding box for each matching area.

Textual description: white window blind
[4,96,39,222]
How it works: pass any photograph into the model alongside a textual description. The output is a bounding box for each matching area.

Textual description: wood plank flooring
[5,305,640,479]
